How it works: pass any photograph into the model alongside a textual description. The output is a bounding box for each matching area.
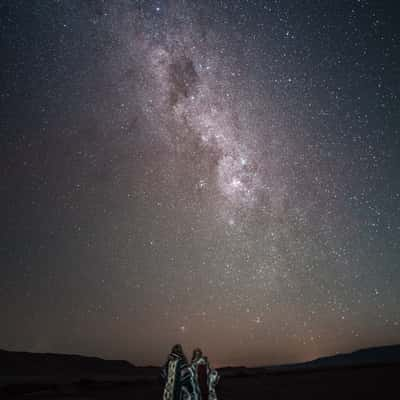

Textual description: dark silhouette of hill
[2,343,400,378]
[258,344,400,373]
[301,344,400,368]
[0,349,136,376]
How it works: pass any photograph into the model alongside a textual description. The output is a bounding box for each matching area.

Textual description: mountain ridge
[258,343,400,372]
[0,348,136,376]
[1,343,400,376]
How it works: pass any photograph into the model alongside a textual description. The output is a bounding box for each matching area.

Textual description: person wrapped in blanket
[191,348,220,400]
[161,344,198,400]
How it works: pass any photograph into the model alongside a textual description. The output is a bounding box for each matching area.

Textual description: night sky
[1,0,400,367]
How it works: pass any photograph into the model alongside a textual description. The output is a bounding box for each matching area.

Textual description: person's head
[171,344,184,356]
[192,347,203,361]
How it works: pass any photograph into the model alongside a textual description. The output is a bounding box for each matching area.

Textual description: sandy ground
[1,363,399,399]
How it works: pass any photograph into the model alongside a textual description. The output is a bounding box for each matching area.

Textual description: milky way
[1,0,400,366]
[114,9,269,222]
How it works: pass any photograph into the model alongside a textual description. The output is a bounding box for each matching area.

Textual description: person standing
[204,357,219,400]
[161,344,197,400]
[191,348,219,400]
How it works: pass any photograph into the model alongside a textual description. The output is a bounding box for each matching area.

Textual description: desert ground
[2,363,399,399]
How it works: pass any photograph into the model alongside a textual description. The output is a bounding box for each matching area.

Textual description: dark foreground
[2,363,399,399]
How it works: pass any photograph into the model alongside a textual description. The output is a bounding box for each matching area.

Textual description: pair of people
[161,344,219,400]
